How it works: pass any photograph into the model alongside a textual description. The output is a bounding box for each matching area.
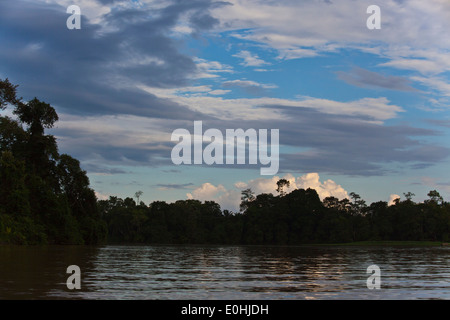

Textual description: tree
[0,78,107,244]
[323,196,340,209]
[135,191,143,204]
[425,190,444,206]
[14,98,58,135]
[0,151,30,216]
[0,78,21,110]
[13,98,59,177]
[240,188,255,212]
[349,192,367,215]
[0,116,28,157]
[403,192,415,202]
[276,179,290,197]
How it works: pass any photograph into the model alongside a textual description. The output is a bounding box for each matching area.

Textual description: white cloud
[232,50,269,67]
[51,113,174,159]
[186,173,348,212]
[411,76,450,97]
[194,58,234,79]
[277,48,319,60]
[208,89,231,96]
[380,59,443,75]
[95,191,110,201]
[211,0,450,77]
[388,194,400,206]
[296,173,349,201]
[140,84,404,122]
[186,183,241,211]
[187,182,227,201]
[222,79,278,89]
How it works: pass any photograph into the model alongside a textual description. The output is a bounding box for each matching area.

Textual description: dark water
[0,245,449,300]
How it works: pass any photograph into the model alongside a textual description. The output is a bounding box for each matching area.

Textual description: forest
[1,78,450,245]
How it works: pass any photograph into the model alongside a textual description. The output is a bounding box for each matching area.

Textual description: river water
[0,245,448,300]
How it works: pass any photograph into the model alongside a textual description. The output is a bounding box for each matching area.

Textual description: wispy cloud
[337,67,418,92]
[156,183,195,190]
[222,79,277,95]
[232,50,269,67]
[411,76,450,97]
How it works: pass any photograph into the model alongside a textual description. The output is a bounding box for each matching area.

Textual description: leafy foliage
[0,79,106,244]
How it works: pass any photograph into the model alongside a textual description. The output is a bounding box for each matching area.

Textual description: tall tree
[13,98,59,178]
[426,190,444,205]
[276,179,290,197]
[135,191,143,204]
[240,188,255,212]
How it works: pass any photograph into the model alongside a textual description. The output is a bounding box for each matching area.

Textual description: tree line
[1,79,449,245]
[98,187,450,245]
[0,79,107,244]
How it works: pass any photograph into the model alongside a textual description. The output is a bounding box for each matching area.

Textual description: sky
[1,0,450,212]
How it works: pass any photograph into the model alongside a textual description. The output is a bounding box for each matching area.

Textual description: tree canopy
[0,79,106,244]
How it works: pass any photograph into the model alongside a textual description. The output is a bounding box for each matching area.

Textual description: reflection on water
[0,245,449,299]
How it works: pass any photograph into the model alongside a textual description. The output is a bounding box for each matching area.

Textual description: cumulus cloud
[186,173,349,211]
[388,194,401,206]
[187,182,226,199]
[296,173,349,200]
[95,191,110,201]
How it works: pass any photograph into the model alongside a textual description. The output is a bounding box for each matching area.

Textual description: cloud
[337,67,418,92]
[95,191,110,201]
[141,83,405,122]
[212,0,450,75]
[379,59,443,75]
[222,79,277,95]
[194,58,234,79]
[0,0,221,119]
[419,177,450,196]
[411,76,450,97]
[187,173,349,211]
[48,94,449,178]
[232,50,269,67]
[50,113,181,167]
[388,194,400,206]
[156,183,194,190]
[81,163,129,175]
[426,119,450,128]
[186,183,237,210]
[2,0,449,182]
[296,173,349,200]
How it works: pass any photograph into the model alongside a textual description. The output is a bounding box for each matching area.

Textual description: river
[0,245,448,300]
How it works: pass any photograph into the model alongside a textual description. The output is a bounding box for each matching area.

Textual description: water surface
[0,245,448,299]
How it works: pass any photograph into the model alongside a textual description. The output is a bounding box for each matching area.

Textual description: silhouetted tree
[276,179,290,197]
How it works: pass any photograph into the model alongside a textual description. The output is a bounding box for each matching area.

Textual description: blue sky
[1,0,450,211]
